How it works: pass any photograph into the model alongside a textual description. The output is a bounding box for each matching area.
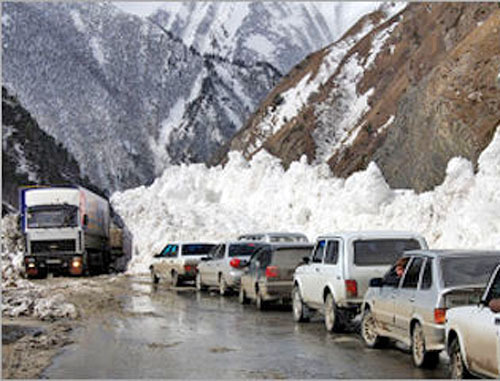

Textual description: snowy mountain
[2,2,280,192]
[1,87,100,211]
[215,3,500,192]
[144,2,334,74]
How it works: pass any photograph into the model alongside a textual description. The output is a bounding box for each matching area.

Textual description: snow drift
[112,127,500,274]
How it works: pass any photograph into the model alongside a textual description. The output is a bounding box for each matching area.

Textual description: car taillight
[345,280,358,298]
[229,258,241,268]
[184,265,193,272]
[265,266,278,279]
[434,308,446,324]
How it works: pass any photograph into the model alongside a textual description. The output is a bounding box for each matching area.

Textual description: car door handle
[409,298,415,303]
[495,317,500,326]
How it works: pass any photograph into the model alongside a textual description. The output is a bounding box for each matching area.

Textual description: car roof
[238,232,308,237]
[317,231,424,240]
[269,242,314,250]
[220,240,268,245]
[403,249,500,259]
[161,242,216,246]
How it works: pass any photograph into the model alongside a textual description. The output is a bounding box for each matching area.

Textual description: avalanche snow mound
[111,127,500,274]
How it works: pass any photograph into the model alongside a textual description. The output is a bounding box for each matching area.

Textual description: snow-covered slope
[123,2,334,74]
[112,125,500,274]
[2,2,280,193]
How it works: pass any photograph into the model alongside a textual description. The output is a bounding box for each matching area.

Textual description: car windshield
[441,255,500,288]
[353,239,422,266]
[27,205,78,228]
[228,243,263,257]
[182,244,216,256]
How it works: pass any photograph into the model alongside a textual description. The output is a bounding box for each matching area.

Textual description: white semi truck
[20,185,122,277]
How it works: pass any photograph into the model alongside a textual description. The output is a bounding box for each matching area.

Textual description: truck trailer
[20,185,114,277]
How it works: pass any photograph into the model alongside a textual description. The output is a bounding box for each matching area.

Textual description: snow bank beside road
[112,127,500,275]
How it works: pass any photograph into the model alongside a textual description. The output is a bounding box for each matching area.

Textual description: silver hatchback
[361,250,500,369]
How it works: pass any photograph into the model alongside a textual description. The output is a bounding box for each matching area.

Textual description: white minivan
[292,231,428,332]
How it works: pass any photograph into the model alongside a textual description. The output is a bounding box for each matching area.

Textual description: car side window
[487,269,500,301]
[161,244,178,258]
[420,258,433,290]
[214,245,225,259]
[260,249,272,268]
[324,241,339,265]
[402,257,423,289]
[249,250,262,274]
[312,240,326,263]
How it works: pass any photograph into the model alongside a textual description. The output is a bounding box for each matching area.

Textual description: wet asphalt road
[43,277,449,379]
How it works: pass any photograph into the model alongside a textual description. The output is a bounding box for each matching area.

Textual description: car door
[394,257,424,338]
[156,244,178,278]
[205,244,223,285]
[321,239,341,299]
[302,240,326,306]
[466,268,500,377]
[373,264,403,332]
[211,244,226,284]
[244,250,263,299]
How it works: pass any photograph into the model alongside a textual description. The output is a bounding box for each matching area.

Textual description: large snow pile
[112,128,500,274]
[2,214,25,287]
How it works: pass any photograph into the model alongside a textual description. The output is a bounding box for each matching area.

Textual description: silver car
[196,241,267,295]
[361,250,500,369]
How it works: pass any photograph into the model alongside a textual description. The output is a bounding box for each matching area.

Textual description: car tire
[411,323,440,368]
[361,308,387,348]
[324,293,343,333]
[219,275,228,296]
[256,291,267,311]
[171,270,180,287]
[449,337,472,379]
[292,285,310,322]
[150,268,159,284]
[239,287,249,305]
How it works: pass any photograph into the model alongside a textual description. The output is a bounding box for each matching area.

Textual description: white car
[150,242,216,286]
[292,231,428,332]
[446,263,500,378]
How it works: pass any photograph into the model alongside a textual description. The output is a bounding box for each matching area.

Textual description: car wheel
[324,293,343,333]
[239,287,249,305]
[361,308,387,348]
[171,270,180,287]
[411,323,439,368]
[150,268,159,284]
[292,285,309,322]
[256,291,267,311]
[449,338,471,379]
[219,275,228,296]
[196,272,205,291]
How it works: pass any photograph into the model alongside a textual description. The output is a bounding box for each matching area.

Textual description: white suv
[292,231,428,332]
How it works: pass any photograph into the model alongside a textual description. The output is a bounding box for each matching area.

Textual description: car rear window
[228,243,263,257]
[353,239,421,266]
[182,244,216,256]
[440,255,500,288]
[273,247,313,268]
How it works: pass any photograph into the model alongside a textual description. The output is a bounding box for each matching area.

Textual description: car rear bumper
[261,281,293,302]
[423,323,446,351]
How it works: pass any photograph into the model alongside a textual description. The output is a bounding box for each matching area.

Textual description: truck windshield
[27,205,78,228]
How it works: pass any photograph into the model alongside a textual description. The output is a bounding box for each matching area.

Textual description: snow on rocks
[112,127,500,275]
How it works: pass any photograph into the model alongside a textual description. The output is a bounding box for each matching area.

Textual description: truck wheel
[324,293,343,332]
[411,323,439,368]
[292,285,310,322]
[171,271,180,287]
[361,308,387,348]
[239,287,249,304]
[449,338,471,379]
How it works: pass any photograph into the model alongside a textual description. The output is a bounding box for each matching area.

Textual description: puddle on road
[209,346,238,353]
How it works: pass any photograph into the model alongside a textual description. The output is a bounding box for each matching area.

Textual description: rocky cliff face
[2,2,280,192]
[215,3,500,192]
[2,87,99,211]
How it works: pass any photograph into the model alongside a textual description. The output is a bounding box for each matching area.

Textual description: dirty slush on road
[2,273,135,379]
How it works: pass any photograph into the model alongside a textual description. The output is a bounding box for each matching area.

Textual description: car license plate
[46,259,62,264]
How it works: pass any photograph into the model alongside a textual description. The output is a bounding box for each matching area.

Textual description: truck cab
[21,186,110,277]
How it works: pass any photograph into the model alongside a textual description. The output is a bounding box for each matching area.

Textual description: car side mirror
[153,253,162,258]
[369,277,384,288]
[302,256,310,264]
[201,256,211,261]
[83,214,89,226]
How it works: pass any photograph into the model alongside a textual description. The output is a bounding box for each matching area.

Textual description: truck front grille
[31,240,76,254]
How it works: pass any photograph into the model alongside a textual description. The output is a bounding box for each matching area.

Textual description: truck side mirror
[83,214,89,226]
